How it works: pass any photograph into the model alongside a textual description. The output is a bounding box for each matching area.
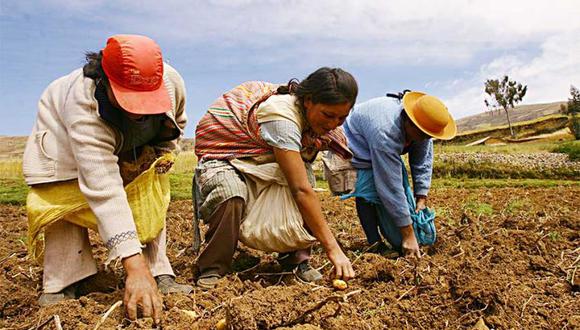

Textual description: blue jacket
[343,97,433,227]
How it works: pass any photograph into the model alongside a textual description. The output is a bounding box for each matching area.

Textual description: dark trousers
[355,197,404,248]
[197,197,245,276]
[355,197,382,244]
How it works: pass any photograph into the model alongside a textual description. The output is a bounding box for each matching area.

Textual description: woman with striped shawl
[193,67,358,289]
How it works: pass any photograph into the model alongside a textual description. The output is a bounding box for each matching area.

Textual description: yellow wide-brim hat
[402,92,457,140]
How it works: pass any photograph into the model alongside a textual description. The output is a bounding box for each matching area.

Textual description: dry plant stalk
[53,315,63,330]
[280,289,362,327]
[94,300,123,330]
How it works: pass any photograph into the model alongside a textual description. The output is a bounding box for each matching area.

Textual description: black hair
[82,51,107,83]
[277,67,358,109]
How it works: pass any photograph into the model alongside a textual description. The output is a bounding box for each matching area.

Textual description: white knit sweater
[23,64,187,263]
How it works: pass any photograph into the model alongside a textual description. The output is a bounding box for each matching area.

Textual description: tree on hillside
[568,85,580,139]
[484,75,527,137]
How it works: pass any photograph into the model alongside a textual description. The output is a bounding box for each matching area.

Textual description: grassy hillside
[449,114,573,144]
[0,136,27,160]
[456,101,565,133]
[0,136,195,159]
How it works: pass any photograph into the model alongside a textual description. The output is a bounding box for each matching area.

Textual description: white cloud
[5,0,578,121]
[443,31,580,119]
[13,0,578,66]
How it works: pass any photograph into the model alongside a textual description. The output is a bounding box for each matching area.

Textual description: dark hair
[83,51,106,82]
[277,67,358,109]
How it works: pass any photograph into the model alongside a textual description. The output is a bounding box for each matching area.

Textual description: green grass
[434,141,560,154]
[0,158,23,178]
[0,177,29,205]
[505,198,530,214]
[548,231,561,241]
[464,199,494,217]
[433,158,579,180]
[169,151,196,200]
[1,148,578,205]
[457,114,568,137]
[1,175,578,205]
[419,141,580,180]
[431,178,580,189]
[169,172,194,201]
[551,140,580,161]
[172,151,197,174]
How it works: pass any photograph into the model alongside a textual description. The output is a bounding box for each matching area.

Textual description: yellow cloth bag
[27,154,173,261]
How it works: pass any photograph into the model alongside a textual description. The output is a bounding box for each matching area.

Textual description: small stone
[216,318,227,330]
[472,317,490,330]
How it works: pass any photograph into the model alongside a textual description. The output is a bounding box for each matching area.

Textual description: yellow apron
[27,154,173,261]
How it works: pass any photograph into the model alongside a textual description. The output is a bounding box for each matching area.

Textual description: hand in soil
[400,225,421,258]
[122,254,163,324]
[327,247,355,280]
[402,240,421,258]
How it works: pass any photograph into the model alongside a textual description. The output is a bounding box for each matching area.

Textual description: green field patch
[0,158,23,178]
[0,177,29,205]
[431,178,580,189]
[433,158,579,180]
[434,141,560,154]
[551,140,580,161]
[463,199,494,217]
[172,151,197,174]
[505,198,530,214]
[457,114,568,137]
[548,231,561,241]
[169,172,194,201]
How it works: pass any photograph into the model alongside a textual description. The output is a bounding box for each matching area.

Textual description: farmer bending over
[23,35,191,322]
[193,68,358,289]
[342,91,457,257]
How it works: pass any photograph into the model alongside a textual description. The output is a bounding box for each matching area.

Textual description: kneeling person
[193,68,359,289]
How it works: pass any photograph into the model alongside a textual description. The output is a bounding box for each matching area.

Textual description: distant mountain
[0,136,27,160]
[2,101,567,159]
[456,101,566,133]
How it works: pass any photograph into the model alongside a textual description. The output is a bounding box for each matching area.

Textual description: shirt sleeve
[370,143,412,227]
[259,120,302,152]
[408,139,433,197]
[64,113,142,264]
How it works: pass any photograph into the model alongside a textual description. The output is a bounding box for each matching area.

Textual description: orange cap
[102,34,171,115]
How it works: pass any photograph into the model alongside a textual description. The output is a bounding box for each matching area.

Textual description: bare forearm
[292,187,340,252]
[399,224,415,239]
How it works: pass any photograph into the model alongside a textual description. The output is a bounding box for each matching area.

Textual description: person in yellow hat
[341,91,456,257]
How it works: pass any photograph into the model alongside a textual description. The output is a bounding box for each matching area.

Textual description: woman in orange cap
[342,91,456,257]
[23,35,190,323]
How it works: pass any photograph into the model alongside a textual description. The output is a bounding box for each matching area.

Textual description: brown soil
[1,187,579,329]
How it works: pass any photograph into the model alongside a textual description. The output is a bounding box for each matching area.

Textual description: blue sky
[1,0,579,137]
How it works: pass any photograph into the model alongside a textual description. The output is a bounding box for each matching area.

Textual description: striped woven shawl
[195,81,352,161]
